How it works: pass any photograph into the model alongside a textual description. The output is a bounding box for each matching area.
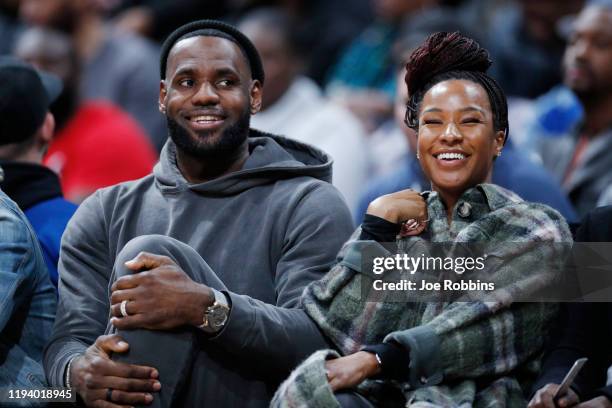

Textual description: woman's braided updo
[404,32,509,143]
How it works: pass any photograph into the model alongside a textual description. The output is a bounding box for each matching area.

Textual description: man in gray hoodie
[43,20,354,408]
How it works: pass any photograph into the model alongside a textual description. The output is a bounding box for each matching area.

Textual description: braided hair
[404,32,508,144]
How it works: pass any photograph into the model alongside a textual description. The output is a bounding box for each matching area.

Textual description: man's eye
[594,39,612,49]
[462,118,481,124]
[218,79,234,87]
[179,79,194,87]
[423,119,443,125]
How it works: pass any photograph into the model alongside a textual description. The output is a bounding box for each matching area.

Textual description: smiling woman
[271,32,572,408]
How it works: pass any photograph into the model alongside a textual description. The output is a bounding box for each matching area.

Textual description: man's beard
[166,108,251,158]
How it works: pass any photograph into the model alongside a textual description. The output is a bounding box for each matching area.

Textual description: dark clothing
[0,161,77,286]
[534,206,612,401]
[109,234,256,407]
[0,161,63,209]
[44,131,354,406]
[537,127,612,218]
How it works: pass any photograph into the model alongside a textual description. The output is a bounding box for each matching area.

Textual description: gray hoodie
[44,130,354,406]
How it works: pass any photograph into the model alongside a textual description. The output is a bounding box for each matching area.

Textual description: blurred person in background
[0,57,57,389]
[536,0,612,218]
[325,0,452,132]
[0,56,76,288]
[110,0,372,87]
[356,34,577,225]
[598,184,612,206]
[111,0,228,42]
[0,0,23,54]
[488,0,584,99]
[18,0,167,151]
[15,27,157,203]
[240,8,369,211]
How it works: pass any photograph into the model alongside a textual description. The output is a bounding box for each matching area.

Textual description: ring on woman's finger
[106,388,113,402]
[120,300,129,317]
[402,219,418,230]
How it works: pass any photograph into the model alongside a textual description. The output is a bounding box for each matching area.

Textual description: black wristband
[360,214,400,242]
[361,342,411,380]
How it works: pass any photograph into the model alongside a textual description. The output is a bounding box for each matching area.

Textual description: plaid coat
[272,184,572,408]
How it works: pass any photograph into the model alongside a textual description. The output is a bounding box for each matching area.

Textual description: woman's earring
[496,150,502,157]
[159,103,166,114]
[416,152,420,160]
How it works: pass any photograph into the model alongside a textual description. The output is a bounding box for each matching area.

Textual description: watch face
[208,305,229,328]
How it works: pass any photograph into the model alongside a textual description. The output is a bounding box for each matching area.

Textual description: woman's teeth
[437,152,466,160]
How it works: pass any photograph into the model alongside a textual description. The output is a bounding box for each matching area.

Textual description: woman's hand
[528,383,580,408]
[325,352,381,392]
[367,189,428,225]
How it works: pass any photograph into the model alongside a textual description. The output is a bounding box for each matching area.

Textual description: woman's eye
[423,119,443,125]
[462,118,481,124]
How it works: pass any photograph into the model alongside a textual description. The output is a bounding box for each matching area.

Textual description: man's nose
[572,39,591,61]
[192,82,220,105]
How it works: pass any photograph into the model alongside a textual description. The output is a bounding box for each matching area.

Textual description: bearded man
[537,1,612,217]
[43,20,353,408]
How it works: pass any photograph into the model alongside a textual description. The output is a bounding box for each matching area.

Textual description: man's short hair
[159,19,265,84]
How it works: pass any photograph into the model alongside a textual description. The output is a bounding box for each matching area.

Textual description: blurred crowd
[0,0,610,221]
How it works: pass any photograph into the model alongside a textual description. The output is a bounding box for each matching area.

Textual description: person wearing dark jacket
[530,205,612,408]
[0,56,77,288]
[43,20,354,408]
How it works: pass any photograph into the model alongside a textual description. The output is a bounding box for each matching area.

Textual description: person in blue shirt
[0,56,77,288]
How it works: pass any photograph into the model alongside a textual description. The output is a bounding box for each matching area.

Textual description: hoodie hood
[153,129,333,196]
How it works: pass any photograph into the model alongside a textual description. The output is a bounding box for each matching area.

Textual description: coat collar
[422,184,523,241]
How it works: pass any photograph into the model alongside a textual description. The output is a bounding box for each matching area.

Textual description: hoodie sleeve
[209,182,355,373]
[43,191,112,386]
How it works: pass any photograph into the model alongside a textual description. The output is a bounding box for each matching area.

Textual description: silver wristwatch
[199,288,230,333]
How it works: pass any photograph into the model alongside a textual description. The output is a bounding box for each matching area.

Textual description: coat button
[420,376,428,384]
[457,202,472,218]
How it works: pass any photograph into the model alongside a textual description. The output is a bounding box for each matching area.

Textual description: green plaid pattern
[272,184,572,407]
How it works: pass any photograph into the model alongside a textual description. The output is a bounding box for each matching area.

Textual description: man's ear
[40,112,55,144]
[249,80,263,115]
[159,80,167,114]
